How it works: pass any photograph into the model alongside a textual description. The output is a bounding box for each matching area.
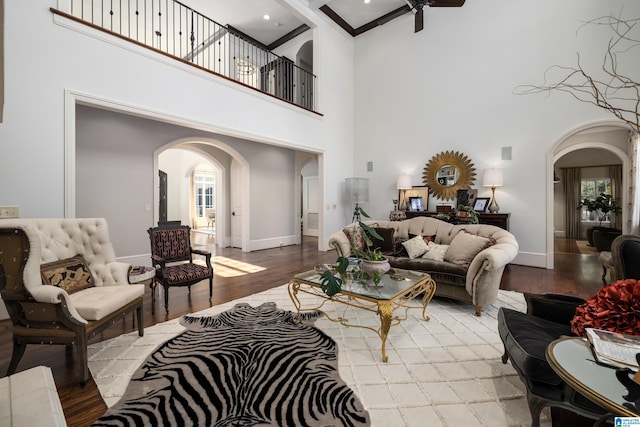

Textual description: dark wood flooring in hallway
[0,234,607,426]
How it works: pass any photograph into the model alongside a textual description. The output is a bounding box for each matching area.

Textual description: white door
[230,160,243,248]
[303,176,319,237]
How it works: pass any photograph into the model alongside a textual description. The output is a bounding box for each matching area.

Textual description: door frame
[154,138,250,252]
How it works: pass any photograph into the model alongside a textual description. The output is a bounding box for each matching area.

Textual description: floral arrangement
[570,279,640,337]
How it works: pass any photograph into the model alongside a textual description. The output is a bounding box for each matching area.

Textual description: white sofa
[0,218,145,384]
[329,216,519,315]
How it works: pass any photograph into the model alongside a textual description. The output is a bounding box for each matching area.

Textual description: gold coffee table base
[288,270,436,362]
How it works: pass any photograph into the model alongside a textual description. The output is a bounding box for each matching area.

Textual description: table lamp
[483,169,503,213]
[396,174,412,210]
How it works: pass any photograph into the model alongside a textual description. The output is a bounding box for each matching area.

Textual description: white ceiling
[180,0,410,45]
[181,0,307,46]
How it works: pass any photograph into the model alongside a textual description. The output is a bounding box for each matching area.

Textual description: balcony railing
[67,0,316,111]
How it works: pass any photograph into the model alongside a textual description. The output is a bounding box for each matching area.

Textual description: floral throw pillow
[570,279,640,337]
[343,225,365,253]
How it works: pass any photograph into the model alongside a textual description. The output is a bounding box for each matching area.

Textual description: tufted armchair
[0,218,144,384]
[147,223,213,313]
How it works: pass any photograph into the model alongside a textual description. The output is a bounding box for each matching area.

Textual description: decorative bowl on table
[314,264,337,275]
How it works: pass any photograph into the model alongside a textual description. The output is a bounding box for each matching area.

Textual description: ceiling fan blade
[429,0,465,6]
[415,8,424,33]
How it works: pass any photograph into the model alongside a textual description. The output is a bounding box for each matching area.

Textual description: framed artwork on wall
[399,186,429,211]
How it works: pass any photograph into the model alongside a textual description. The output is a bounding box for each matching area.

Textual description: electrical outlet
[0,206,20,218]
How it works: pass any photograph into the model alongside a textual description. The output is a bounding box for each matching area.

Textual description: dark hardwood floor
[0,234,606,427]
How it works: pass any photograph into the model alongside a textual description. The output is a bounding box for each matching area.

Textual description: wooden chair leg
[77,333,89,386]
[7,339,26,376]
[209,278,213,301]
[136,304,144,337]
[164,286,169,314]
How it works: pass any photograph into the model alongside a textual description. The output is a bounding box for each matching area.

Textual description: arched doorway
[546,122,631,268]
[155,137,251,252]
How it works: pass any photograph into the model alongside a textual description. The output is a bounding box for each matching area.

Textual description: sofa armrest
[328,230,351,257]
[29,285,88,324]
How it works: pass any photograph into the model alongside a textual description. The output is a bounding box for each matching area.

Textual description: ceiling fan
[406,0,465,33]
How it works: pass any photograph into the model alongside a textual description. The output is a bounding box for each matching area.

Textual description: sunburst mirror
[422,151,476,200]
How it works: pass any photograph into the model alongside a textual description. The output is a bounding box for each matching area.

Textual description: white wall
[0,1,355,255]
[352,0,640,267]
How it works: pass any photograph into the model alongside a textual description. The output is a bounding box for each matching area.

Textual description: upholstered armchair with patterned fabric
[0,218,144,385]
[147,223,213,313]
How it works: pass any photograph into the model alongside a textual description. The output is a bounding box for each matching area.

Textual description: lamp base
[489,187,500,213]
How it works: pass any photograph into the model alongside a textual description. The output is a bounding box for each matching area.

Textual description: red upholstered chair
[147,223,213,313]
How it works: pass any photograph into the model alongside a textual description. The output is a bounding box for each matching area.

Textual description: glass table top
[548,337,639,416]
[294,268,431,301]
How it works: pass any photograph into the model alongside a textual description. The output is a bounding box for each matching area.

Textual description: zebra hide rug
[93,302,370,426]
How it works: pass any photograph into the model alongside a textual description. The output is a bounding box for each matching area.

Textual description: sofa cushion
[402,235,429,259]
[444,230,494,266]
[69,284,144,321]
[40,255,95,294]
[372,227,396,254]
[388,256,467,277]
[498,307,572,386]
[422,242,449,261]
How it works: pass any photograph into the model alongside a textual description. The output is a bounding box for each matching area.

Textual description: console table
[405,211,510,230]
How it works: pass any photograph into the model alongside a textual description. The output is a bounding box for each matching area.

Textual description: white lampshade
[483,169,504,187]
[345,177,369,204]
[396,174,412,190]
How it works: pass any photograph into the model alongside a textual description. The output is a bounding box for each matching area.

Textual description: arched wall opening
[546,121,632,269]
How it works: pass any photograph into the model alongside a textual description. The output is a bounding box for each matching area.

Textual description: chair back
[612,234,640,280]
[147,224,194,263]
[0,228,30,296]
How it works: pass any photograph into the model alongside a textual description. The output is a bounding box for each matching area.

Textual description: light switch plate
[0,206,20,218]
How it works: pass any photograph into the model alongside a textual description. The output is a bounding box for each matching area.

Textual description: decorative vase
[359,258,390,286]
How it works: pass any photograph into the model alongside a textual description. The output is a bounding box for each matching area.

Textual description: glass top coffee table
[288,268,436,362]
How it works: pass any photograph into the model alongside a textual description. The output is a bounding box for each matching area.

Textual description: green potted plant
[455,204,479,224]
[578,193,622,245]
[319,209,386,294]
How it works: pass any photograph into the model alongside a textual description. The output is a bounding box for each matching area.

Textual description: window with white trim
[194,170,215,218]
[580,178,612,222]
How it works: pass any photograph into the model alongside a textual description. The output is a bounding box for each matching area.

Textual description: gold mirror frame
[422,151,476,200]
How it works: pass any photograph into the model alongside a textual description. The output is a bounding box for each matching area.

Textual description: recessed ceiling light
[364,0,371,3]
[263,14,270,20]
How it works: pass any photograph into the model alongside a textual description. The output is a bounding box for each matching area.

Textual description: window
[194,170,215,218]
[580,178,612,222]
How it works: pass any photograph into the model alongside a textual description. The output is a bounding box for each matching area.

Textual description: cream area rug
[88,285,553,427]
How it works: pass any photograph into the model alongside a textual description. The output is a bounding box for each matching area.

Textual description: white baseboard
[249,235,298,252]
[513,252,547,268]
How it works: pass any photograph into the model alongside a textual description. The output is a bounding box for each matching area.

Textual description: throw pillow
[343,225,365,252]
[41,255,95,294]
[401,235,429,259]
[409,232,436,245]
[444,230,494,267]
[422,241,449,261]
[570,279,640,337]
[371,227,395,254]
